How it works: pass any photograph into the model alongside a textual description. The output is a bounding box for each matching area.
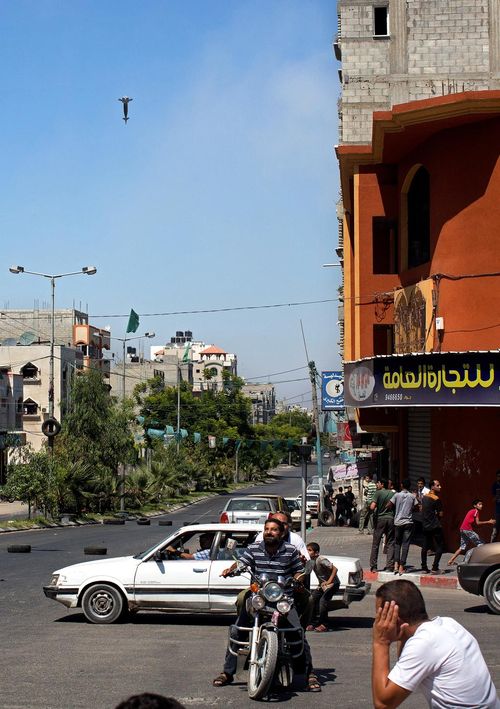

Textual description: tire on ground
[103,519,126,525]
[7,544,31,553]
[81,583,126,624]
[318,510,335,527]
[84,547,107,555]
[137,518,150,525]
[483,568,500,614]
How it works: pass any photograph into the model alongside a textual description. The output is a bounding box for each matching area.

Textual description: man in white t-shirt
[372,579,500,708]
[254,511,310,559]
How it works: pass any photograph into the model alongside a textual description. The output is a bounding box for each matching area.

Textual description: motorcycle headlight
[263,581,284,602]
[276,600,291,614]
[251,595,266,610]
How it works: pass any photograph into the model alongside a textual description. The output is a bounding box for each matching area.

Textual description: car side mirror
[153,550,165,562]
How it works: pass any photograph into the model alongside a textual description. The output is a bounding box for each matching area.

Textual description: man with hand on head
[372,579,500,708]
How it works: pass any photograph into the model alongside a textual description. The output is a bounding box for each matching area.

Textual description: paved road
[1,467,499,709]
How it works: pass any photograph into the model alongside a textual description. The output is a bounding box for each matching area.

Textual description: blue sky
[1,0,341,405]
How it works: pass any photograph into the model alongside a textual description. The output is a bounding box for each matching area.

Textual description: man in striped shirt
[213,518,320,692]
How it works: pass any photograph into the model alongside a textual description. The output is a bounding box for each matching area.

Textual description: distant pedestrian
[391,478,418,575]
[359,473,377,534]
[421,480,443,575]
[491,470,500,543]
[334,487,348,526]
[345,485,356,525]
[369,479,395,572]
[447,499,495,565]
[372,579,500,709]
[411,477,429,544]
[305,542,340,633]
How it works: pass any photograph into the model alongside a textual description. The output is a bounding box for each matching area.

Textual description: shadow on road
[55,611,234,626]
[464,604,490,614]
[330,616,374,631]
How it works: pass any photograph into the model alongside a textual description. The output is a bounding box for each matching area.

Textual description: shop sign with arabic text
[344,352,500,407]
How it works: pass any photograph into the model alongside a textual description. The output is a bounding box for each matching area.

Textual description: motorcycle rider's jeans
[223,606,312,678]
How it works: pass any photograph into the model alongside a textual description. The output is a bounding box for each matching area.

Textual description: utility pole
[176,362,181,453]
[308,360,324,514]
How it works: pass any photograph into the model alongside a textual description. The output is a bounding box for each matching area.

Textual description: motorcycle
[226,562,305,700]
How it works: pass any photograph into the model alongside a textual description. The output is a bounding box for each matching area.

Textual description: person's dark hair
[265,518,285,534]
[402,478,411,490]
[376,580,429,625]
[379,479,388,489]
[367,473,373,480]
[199,533,214,548]
[417,477,426,485]
[115,693,185,709]
[307,542,320,553]
[472,498,482,506]
[338,487,343,492]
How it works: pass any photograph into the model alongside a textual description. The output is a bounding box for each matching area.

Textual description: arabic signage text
[321,371,344,410]
[344,352,500,407]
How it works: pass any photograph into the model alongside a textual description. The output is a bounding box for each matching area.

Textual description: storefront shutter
[407,408,431,487]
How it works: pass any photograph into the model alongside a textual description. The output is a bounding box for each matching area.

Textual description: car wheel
[483,568,500,614]
[81,583,127,624]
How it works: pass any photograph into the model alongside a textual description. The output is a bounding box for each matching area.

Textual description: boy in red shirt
[447,499,495,565]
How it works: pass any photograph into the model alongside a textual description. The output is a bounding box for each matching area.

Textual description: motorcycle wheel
[248,628,278,700]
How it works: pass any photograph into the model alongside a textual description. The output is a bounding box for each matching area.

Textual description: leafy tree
[1,447,54,517]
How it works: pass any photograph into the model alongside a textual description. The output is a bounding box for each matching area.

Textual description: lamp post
[113,332,155,400]
[9,265,97,422]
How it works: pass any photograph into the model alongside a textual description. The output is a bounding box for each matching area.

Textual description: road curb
[364,569,460,589]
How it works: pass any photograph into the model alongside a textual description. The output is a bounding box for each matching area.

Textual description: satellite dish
[19,331,36,346]
[1,338,17,346]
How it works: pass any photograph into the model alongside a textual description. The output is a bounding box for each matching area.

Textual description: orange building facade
[337,92,500,545]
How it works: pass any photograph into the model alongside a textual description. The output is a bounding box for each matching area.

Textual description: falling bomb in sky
[118,97,133,123]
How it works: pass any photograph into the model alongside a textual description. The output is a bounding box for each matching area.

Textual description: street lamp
[9,265,97,421]
[322,263,343,267]
[114,332,155,399]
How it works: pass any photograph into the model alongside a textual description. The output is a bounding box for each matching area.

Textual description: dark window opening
[20,362,38,379]
[23,399,38,415]
[372,218,398,274]
[373,325,394,356]
[374,6,389,36]
[407,167,430,268]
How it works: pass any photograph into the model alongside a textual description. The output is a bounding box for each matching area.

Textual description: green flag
[126,308,140,334]
[182,341,191,362]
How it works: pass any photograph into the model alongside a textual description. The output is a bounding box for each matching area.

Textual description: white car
[300,493,320,517]
[284,497,312,531]
[219,496,277,524]
[43,523,370,624]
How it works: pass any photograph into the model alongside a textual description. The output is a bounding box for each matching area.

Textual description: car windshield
[134,541,162,560]
[227,499,271,511]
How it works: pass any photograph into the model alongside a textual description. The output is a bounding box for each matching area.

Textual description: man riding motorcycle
[212,518,321,692]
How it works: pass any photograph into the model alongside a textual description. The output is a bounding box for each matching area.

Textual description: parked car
[284,497,312,531]
[299,492,320,518]
[306,483,321,496]
[457,542,500,614]
[43,523,370,624]
[245,494,288,513]
[219,496,277,524]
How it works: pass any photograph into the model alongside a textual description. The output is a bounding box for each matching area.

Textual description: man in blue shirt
[166,532,214,560]
[213,518,320,692]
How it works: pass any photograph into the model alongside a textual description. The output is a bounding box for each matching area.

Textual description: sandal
[306,624,315,631]
[213,672,233,687]
[315,624,328,632]
[307,673,321,692]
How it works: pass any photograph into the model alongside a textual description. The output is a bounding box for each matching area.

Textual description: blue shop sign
[321,371,344,410]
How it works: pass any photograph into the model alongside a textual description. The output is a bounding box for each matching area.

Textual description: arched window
[406,166,430,268]
[20,362,39,380]
[23,398,38,415]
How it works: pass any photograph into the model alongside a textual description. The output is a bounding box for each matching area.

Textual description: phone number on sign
[384,393,403,401]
